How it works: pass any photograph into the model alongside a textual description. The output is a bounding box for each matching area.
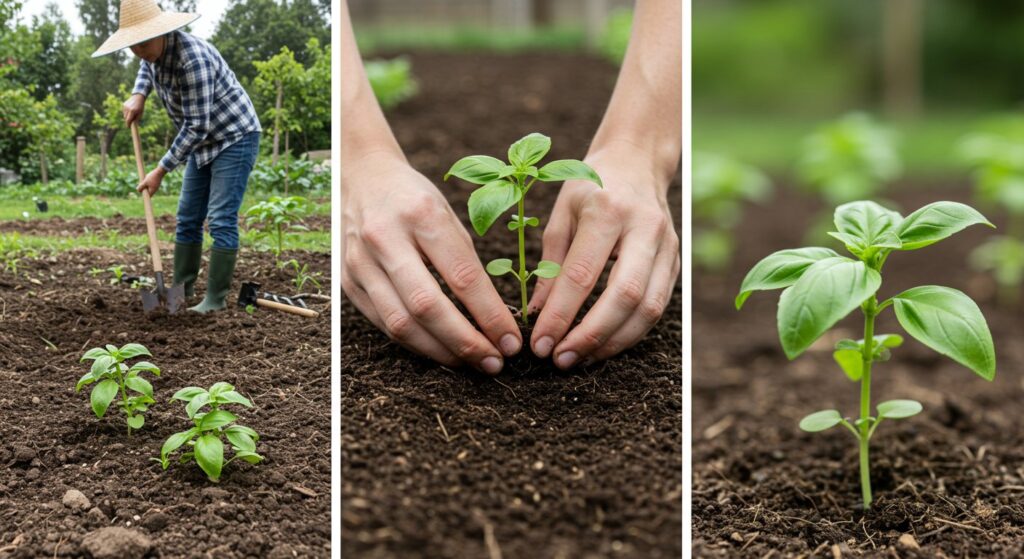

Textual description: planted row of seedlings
[76,343,263,482]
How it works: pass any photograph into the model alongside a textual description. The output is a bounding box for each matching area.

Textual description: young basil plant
[77,343,160,436]
[736,200,997,509]
[156,382,263,483]
[444,133,602,324]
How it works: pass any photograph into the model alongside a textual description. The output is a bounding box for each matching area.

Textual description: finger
[415,222,521,357]
[378,248,505,375]
[354,262,460,367]
[530,211,619,358]
[550,228,659,369]
[527,205,574,316]
[589,238,679,363]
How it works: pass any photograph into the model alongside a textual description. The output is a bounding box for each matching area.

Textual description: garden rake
[131,122,185,314]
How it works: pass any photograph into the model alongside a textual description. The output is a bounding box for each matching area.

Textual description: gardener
[92,0,262,314]
[340,0,681,374]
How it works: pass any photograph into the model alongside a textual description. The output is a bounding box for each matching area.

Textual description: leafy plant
[107,265,125,285]
[365,56,418,110]
[287,258,321,291]
[157,382,263,482]
[693,152,771,271]
[598,8,633,66]
[736,200,996,509]
[245,195,309,263]
[245,304,256,315]
[77,344,161,435]
[444,132,602,324]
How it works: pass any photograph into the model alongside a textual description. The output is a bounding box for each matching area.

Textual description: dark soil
[0,244,331,558]
[0,213,330,238]
[693,182,1024,557]
[341,53,683,557]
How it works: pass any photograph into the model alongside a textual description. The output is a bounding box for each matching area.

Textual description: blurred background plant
[365,56,419,111]
[692,152,771,272]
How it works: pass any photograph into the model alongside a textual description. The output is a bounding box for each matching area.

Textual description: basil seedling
[77,344,160,435]
[445,133,602,324]
[737,200,997,509]
[156,382,263,482]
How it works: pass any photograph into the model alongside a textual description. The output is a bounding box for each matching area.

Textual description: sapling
[737,200,997,509]
[444,133,602,324]
[77,344,161,435]
[156,382,263,482]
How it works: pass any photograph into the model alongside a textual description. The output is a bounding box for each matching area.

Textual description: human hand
[529,146,679,369]
[137,167,165,196]
[122,94,146,126]
[341,153,523,374]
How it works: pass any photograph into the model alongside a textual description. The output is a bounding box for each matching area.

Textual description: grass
[0,195,330,222]
[355,24,587,54]
[694,111,1007,178]
[0,229,330,256]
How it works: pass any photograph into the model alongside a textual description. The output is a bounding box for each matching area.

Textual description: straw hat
[92,0,200,58]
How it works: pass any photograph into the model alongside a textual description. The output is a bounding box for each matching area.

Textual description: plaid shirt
[132,31,261,172]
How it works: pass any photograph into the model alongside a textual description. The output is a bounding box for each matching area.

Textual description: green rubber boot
[189,247,237,314]
[173,242,203,298]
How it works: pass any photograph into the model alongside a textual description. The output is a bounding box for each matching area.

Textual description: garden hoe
[131,122,185,314]
[238,282,320,318]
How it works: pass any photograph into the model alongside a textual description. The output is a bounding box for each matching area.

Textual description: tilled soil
[342,52,683,558]
[693,183,1024,557]
[0,213,330,238]
[0,246,331,558]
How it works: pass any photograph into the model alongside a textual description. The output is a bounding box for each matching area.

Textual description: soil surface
[693,183,1024,557]
[0,213,330,238]
[341,52,683,557]
[0,245,331,558]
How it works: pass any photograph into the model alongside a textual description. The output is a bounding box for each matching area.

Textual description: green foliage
[245,195,309,261]
[77,343,160,435]
[157,382,263,483]
[598,9,632,66]
[737,200,995,508]
[365,57,418,111]
[0,232,36,274]
[693,152,771,271]
[287,258,321,291]
[445,133,601,324]
[0,88,73,182]
[248,156,331,194]
[252,39,332,157]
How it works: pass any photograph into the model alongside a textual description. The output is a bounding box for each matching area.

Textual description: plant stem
[115,369,132,437]
[517,191,528,325]
[859,297,877,509]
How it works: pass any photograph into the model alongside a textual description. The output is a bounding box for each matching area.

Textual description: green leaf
[226,424,260,441]
[533,260,561,279]
[832,201,903,251]
[507,216,540,231]
[233,450,264,464]
[835,339,860,351]
[195,434,224,482]
[127,415,145,430]
[777,257,882,359]
[172,387,207,402]
[118,343,150,359]
[127,361,160,376]
[186,392,212,419]
[799,410,843,432]
[81,347,108,361]
[485,258,513,276]
[90,355,115,377]
[444,155,508,185]
[124,376,153,398]
[215,391,253,407]
[892,286,996,380]
[76,372,97,392]
[537,159,603,187]
[736,247,840,309]
[508,133,551,168]
[874,333,904,348]
[896,201,994,250]
[226,429,256,452]
[208,382,234,398]
[468,180,518,236]
[877,399,923,419]
[833,349,863,381]
[90,379,119,418]
[199,410,238,431]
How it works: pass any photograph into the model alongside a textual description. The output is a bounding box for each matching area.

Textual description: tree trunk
[882,0,923,116]
[39,149,48,185]
[98,131,108,180]
[284,130,290,195]
[76,136,86,184]
[272,79,283,165]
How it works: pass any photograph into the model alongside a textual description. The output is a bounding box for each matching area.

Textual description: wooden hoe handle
[256,298,320,318]
[131,123,163,274]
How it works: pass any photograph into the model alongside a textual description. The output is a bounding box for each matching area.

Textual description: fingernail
[534,336,554,358]
[499,334,521,357]
[555,351,578,369]
[480,356,502,375]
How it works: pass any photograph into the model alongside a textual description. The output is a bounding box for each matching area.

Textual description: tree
[253,45,304,165]
[15,4,74,103]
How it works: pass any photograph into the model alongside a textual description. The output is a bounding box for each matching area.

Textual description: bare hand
[341,153,522,374]
[123,94,146,126]
[529,148,679,369]
[137,167,165,196]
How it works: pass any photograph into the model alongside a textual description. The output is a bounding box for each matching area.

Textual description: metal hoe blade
[140,271,186,314]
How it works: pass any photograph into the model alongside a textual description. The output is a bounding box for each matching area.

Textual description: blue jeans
[176,132,260,250]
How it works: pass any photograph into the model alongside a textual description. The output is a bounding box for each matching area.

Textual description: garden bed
[693,183,1024,557]
[341,52,682,558]
[0,244,331,558]
[0,213,330,238]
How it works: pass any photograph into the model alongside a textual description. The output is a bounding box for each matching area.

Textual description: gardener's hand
[529,147,679,368]
[122,94,146,126]
[137,166,165,196]
[341,153,522,374]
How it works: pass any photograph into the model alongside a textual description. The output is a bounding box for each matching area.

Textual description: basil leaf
[195,434,224,482]
[485,258,513,276]
[467,180,518,236]
[444,155,508,185]
[537,159,603,187]
[877,399,923,420]
[90,379,119,418]
[896,201,994,250]
[508,133,551,168]
[799,410,843,432]
[736,247,840,309]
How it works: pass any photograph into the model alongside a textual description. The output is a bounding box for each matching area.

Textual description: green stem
[517,189,528,325]
[115,367,132,437]
[859,297,877,509]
